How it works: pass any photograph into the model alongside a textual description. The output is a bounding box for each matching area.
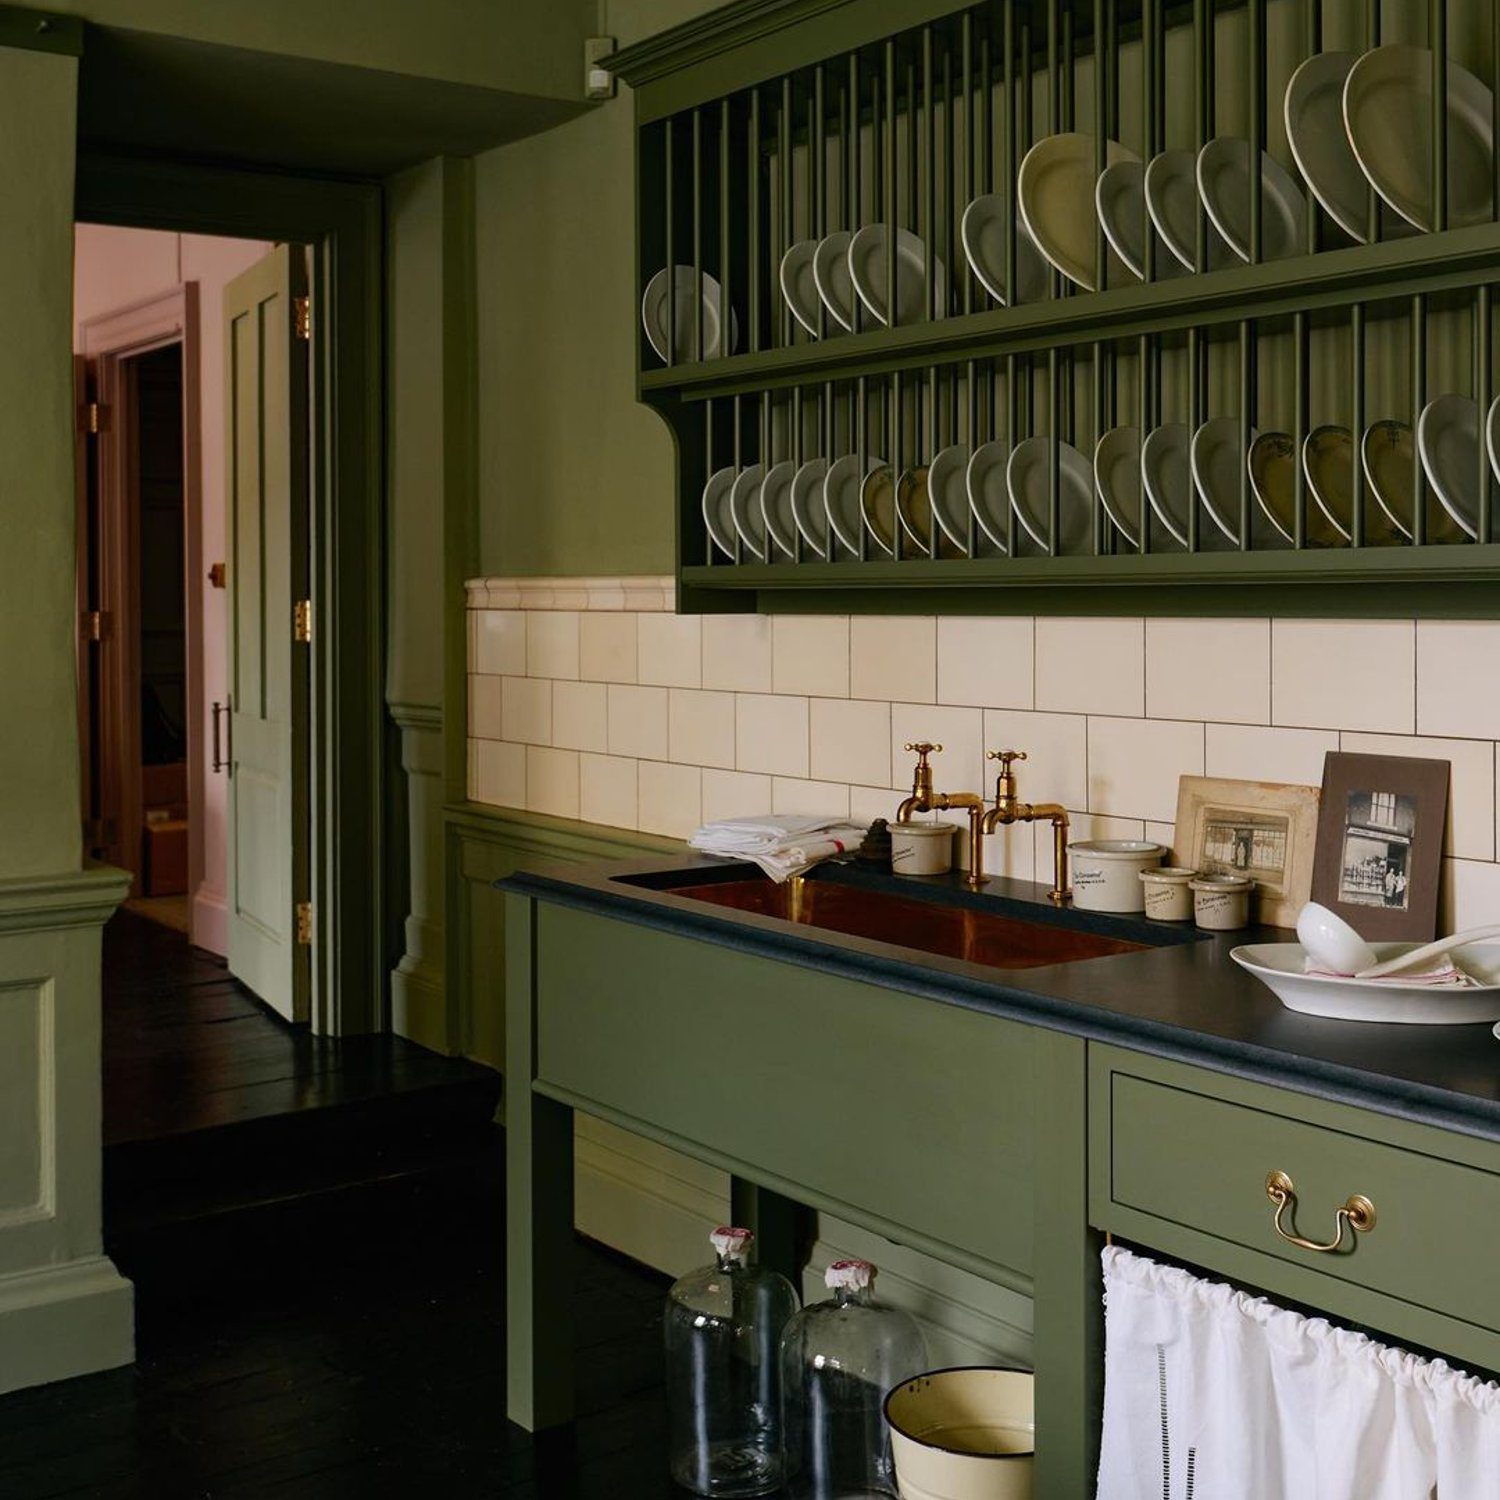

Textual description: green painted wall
[474,0,722,578]
[0,41,83,881]
[47,0,592,100]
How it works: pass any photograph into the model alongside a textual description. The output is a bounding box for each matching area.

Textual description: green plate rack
[608,0,1500,615]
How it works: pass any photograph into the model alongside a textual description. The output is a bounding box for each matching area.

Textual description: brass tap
[896,742,990,889]
[982,750,1073,905]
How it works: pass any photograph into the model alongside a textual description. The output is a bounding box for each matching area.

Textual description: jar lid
[710,1226,753,1259]
[1140,866,1197,882]
[1190,874,1253,891]
[1068,839,1165,858]
[825,1258,876,1291]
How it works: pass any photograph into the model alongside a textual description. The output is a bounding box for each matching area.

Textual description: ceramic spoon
[1356,923,1500,980]
[1296,901,1377,975]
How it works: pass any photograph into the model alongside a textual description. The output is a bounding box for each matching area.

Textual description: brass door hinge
[81,609,107,642]
[293,295,310,341]
[78,401,110,434]
[293,598,312,643]
[295,901,313,946]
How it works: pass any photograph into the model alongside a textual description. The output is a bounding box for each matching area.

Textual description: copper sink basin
[662,876,1147,971]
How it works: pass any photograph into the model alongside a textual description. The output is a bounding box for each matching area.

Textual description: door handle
[211,700,232,776]
[1265,1170,1376,1253]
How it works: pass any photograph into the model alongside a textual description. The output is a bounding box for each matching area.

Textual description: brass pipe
[982,750,1072,903]
[896,742,989,888]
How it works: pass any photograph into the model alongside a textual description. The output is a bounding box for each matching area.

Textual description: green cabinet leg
[730,1176,810,1291]
[1031,1031,1101,1499]
[505,893,576,1431]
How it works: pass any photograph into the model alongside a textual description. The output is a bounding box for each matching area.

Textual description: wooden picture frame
[1310,752,1450,943]
[1173,776,1322,929]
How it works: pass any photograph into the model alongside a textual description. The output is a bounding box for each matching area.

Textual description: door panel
[225,245,309,1021]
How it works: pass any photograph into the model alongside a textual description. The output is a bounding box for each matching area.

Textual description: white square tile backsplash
[1271,619,1415,733]
[467,580,1500,936]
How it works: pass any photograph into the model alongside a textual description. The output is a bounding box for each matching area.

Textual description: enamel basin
[651,872,1149,971]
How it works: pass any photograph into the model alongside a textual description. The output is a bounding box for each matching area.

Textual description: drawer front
[533,904,1037,1278]
[1091,1047,1500,1358]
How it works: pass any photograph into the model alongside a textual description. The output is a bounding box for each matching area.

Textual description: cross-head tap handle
[905,741,943,764]
[987,749,1027,768]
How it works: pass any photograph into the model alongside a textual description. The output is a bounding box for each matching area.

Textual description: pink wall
[74,224,270,955]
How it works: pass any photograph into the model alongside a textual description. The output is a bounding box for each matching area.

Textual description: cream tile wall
[466,582,1500,934]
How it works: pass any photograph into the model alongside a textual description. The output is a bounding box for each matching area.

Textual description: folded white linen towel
[689,815,864,882]
[1303,959,1479,988]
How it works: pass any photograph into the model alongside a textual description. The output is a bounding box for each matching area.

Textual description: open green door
[224,245,310,1022]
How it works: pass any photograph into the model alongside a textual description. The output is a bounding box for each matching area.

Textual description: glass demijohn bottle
[780,1259,928,1498]
[665,1226,801,1496]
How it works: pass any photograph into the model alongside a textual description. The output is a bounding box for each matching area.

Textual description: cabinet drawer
[1090,1047,1500,1366]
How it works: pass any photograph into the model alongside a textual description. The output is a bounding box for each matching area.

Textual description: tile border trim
[465,576,674,612]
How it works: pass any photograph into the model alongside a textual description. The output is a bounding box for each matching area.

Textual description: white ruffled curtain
[1097,1246,1500,1499]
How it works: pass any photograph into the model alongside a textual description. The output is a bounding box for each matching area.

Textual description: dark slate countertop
[500,854,1500,1146]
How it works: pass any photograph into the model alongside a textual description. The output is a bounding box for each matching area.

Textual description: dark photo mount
[1311,752,1451,943]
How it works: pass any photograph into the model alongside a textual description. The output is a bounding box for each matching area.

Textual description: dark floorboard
[0,910,689,1497]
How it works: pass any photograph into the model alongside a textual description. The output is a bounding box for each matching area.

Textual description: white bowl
[1232,941,1500,1025]
[885,1368,1034,1500]
[1068,840,1164,913]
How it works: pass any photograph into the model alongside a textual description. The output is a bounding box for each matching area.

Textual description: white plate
[779,239,824,338]
[789,457,831,554]
[1093,425,1142,546]
[1285,51,1414,244]
[823,453,883,555]
[1303,424,1403,546]
[1006,436,1092,553]
[1196,138,1307,263]
[1017,132,1135,291]
[758,459,799,558]
[811,231,856,331]
[927,443,974,550]
[847,225,946,326]
[700,465,739,559]
[1344,45,1495,231]
[966,441,1013,552]
[1418,393,1491,540]
[959,195,1049,304]
[1095,159,1187,281]
[641,265,736,363]
[1141,422,1193,548]
[728,464,768,559]
[1232,941,1500,1025]
[1144,149,1235,272]
[1191,417,1259,546]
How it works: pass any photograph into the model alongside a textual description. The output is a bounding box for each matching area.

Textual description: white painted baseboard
[0,1256,134,1395]
[190,885,227,956]
[573,1119,1031,1367]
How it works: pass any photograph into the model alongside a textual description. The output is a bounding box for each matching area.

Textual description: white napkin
[1303,959,1480,988]
[689,815,864,882]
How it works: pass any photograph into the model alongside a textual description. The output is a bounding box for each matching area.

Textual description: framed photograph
[1310,752,1449,943]
[1173,776,1322,928]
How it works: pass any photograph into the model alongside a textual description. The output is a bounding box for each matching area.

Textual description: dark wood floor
[0,913,686,1498]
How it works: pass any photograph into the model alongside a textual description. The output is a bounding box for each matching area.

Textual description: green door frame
[76,153,387,1037]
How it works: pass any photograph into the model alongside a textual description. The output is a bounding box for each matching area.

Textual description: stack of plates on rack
[782,227,949,337]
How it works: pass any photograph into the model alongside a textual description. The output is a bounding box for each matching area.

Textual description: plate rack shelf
[608,0,1500,615]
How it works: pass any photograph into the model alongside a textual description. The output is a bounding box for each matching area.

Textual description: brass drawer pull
[1265,1170,1376,1253]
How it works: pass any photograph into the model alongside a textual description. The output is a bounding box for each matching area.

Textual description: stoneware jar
[1191,874,1254,931]
[1068,840,1165,913]
[1139,866,1198,922]
[890,820,958,877]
